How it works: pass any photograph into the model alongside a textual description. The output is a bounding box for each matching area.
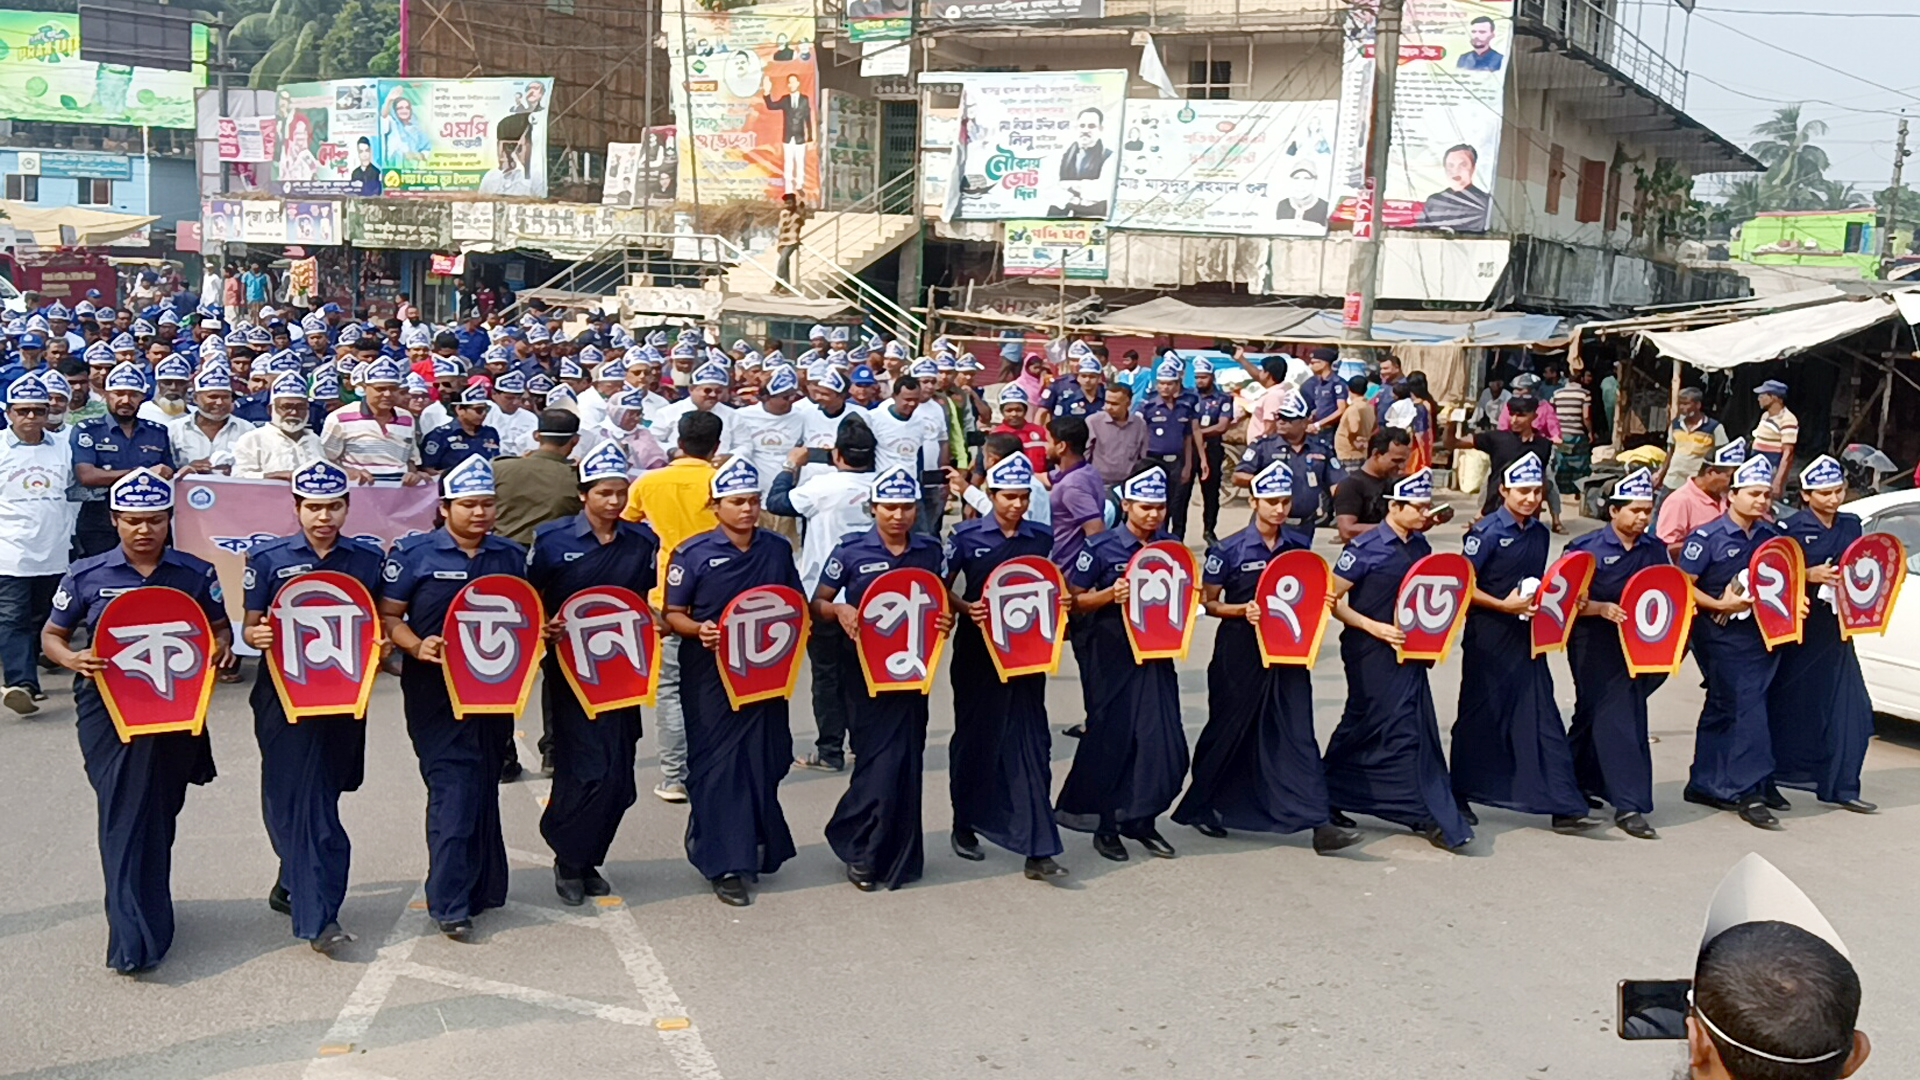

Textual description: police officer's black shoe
[1133,830,1177,859]
[712,874,751,907]
[1328,810,1356,828]
[1833,798,1878,814]
[1456,802,1479,827]
[1585,793,1605,811]
[1062,724,1086,739]
[1092,833,1128,861]
[1312,825,1364,854]
[846,864,879,892]
[311,923,352,955]
[582,868,612,896]
[1023,857,1068,880]
[1190,821,1228,839]
[1417,822,1466,852]
[500,758,523,783]
[950,828,984,861]
[268,882,292,915]
[1203,530,1219,547]
[1682,786,1740,811]
[1737,799,1782,830]
[554,862,586,907]
[1760,786,1792,812]
[1615,813,1658,840]
[1551,814,1605,833]
[439,919,474,941]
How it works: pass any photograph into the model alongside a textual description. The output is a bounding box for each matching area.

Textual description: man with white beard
[232,374,327,480]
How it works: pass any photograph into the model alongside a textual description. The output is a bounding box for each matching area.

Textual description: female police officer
[42,466,231,973]
[378,454,530,940]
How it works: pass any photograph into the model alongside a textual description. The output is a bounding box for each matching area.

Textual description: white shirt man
[0,376,73,710]
[167,385,256,473]
[723,373,807,494]
[232,374,326,479]
[783,463,875,594]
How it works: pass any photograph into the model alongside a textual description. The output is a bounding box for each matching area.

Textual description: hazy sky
[1652,0,1919,195]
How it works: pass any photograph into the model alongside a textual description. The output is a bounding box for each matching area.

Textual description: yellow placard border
[1123,541,1201,663]
[554,587,660,717]
[854,568,952,696]
[442,575,549,717]
[94,587,218,744]
[265,570,384,723]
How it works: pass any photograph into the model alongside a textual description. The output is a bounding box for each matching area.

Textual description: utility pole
[1882,115,1909,279]
[1343,0,1404,363]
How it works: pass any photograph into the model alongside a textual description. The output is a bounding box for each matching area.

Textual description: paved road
[5,511,1916,1080]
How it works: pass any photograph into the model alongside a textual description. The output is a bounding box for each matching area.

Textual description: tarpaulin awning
[0,203,157,246]
[1087,297,1319,340]
[1641,291,1919,371]
[1285,311,1570,347]
[722,294,863,321]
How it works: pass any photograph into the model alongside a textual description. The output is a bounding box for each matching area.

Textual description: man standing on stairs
[775,193,809,294]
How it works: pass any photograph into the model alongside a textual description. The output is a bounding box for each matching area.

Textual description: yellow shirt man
[621,457,718,607]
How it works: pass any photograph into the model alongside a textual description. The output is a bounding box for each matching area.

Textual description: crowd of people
[0,296,1884,979]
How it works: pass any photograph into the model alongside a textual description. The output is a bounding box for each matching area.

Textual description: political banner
[930,0,1103,21]
[278,77,552,197]
[978,555,1069,680]
[344,200,452,249]
[1749,536,1806,650]
[602,127,679,208]
[1123,541,1200,662]
[1002,220,1108,279]
[1530,550,1595,657]
[1837,533,1907,639]
[1333,0,1511,233]
[823,92,880,210]
[173,475,441,629]
[668,0,819,204]
[1110,98,1339,237]
[554,586,659,715]
[264,571,382,721]
[443,576,546,716]
[93,587,217,742]
[0,12,208,128]
[1619,565,1694,677]
[716,585,810,709]
[1253,550,1333,668]
[218,116,279,163]
[946,69,1127,222]
[852,568,950,694]
[1395,552,1473,664]
[847,0,911,41]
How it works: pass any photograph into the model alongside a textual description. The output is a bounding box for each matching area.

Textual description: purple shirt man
[1049,460,1106,569]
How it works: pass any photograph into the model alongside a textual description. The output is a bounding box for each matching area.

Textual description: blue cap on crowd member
[816,366,848,395]
[1076,356,1102,375]
[1121,466,1169,504]
[5,372,50,406]
[596,356,630,382]
[985,451,1034,491]
[1732,453,1774,491]
[692,360,730,387]
[669,343,696,362]
[1278,394,1309,421]
[440,454,497,500]
[266,350,303,376]
[301,313,327,336]
[1609,467,1657,502]
[17,333,44,350]
[763,365,799,397]
[84,340,114,367]
[481,344,511,367]
[1067,339,1092,359]
[608,325,634,349]
[157,310,181,328]
[527,371,556,395]
[190,367,232,394]
[742,351,765,371]
[1754,379,1789,398]
[2,316,22,337]
[576,344,605,369]
[645,329,669,348]
[729,338,752,354]
[1390,467,1434,504]
[109,467,173,512]
[270,373,309,401]
[799,347,825,367]
[706,345,731,367]
[1251,459,1294,500]
[362,356,404,385]
[908,358,938,380]
[44,302,69,323]
[431,354,465,380]
[551,329,572,347]
[246,325,274,348]
[1502,452,1546,489]
[458,382,493,405]
[764,348,787,367]
[578,440,630,485]
[608,388,648,414]
[291,460,351,500]
[557,354,584,380]
[845,343,870,366]
[824,327,848,346]
[105,361,149,393]
[851,364,877,387]
[201,316,226,334]
[710,456,760,500]
[1799,455,1845,491]
[870,465,920,505]
[494,369,527,395]
[404,372,431,396]
[1194,357,1215,376]
[546,385,577,409]
[132,318,156,337]
[1000,384,1029,406]
[320,302,343,316]
[224,329,250,349]
[310,368,340,401]
[1710,437,1747,469]
[1155,358,1182,382]
[527,325,550,345]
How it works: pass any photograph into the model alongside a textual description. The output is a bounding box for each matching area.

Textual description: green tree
[1749,105,1833,207]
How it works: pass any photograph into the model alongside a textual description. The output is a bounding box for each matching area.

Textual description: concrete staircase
[725,209,919,295]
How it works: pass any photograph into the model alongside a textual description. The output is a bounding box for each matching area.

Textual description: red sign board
[978,555,1069,680]
[93,587,218,742]
[441,575,546,716]
[264,570,382,721]
[1254,549,1333,668]
[1530,550,1595,657]
[854,568,951,695]
[1395,552,1474,663]
[1837,533,1907,639]
[716,585,810,709]
[1122,541,1201,662]
[554,586,658,716]
[1749,536,1806,650]
[1618,565,1695,677]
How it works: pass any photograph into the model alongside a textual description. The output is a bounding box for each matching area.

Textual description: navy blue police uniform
[1234,436,1343,547]
[1139,394,1200,538]
[1677,513,1786,804]
[419,423,502,472]
[1190,381,1235,538]
[69,416,172,558]
[1038,376,1100,420]
[1766,507,1873,805]
[1565,523,1672,815]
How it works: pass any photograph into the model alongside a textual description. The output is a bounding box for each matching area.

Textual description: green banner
[0,11,207,128]
[345,200,451,249]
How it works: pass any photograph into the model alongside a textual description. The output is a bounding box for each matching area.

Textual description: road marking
[392,960,657,1027]
[305,885,429,1069]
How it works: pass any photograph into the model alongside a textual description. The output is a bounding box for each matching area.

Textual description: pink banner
[174,475,441,626]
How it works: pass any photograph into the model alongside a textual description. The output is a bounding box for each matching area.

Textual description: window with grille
[76,178,112,205]
[1185,60,1232,100]
[5,174,36,201]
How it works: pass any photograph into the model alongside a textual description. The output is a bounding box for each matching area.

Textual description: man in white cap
[487,369,540,458]
[0,374,70,714]
[232,374,326,480]
[321,356,424,484]
[169,367,255,475]
[648,360,735,455]
[722,364,806,539]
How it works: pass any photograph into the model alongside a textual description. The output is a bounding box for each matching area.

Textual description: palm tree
[1749,105,1833,207]
[1720,176,1774,221]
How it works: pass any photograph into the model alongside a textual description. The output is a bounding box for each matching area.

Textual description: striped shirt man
[320,403,419,480]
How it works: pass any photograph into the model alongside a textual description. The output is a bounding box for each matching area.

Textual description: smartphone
[1427,504,1457,526]
[1617,979,1691,1040]
[806,447,833,466]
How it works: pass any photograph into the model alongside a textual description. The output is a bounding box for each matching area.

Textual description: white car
[1840,490,1920,720]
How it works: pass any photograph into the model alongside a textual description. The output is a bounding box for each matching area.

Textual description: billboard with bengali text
[668,0,819,204]
[0,11,206,128]
[946,69,1127,222]
[1110,98,1339,237]
[277,77,552,198]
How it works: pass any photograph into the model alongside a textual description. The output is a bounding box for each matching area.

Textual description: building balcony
[1516,0,1685,112]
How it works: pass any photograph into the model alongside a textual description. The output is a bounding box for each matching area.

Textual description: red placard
[1618,565,1695,676]
[1395,552,1474,664]
[1837,533,1908,640]
[265,570,382,722]
[554,586,658,716]
[441,575,547,716]
[1530,550,1596,658]
[1254,549,1333,668]
[1122,541,1201,662]
[854,568,951,695]
[1749,535,1806,650]
[93,587,218,742]
[978,556,1069,681]
[716,585,810,709]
